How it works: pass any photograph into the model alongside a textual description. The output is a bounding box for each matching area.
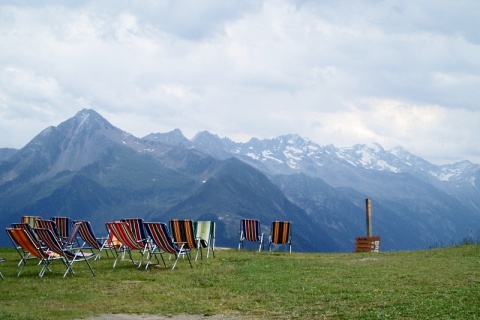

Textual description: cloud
[0,0,479,164]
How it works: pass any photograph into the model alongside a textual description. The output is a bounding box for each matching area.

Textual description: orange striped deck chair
[238,219,264,251]
[169,219,198,256]
[105,221,148,268]
[11,222,42,266]
[268,221,292,253]
[6,227,61,277]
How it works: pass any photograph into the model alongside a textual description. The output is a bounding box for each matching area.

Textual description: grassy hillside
[0,245,479,319]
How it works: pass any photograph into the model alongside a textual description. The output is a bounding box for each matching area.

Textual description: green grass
[0,245,479,319]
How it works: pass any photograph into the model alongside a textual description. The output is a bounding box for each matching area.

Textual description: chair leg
[81,253,96,276]
[195,245,203,261]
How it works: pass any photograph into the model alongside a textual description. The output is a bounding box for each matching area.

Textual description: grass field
[0,244,479,319]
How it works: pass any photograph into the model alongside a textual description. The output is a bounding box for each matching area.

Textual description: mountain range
[1,109,479,252]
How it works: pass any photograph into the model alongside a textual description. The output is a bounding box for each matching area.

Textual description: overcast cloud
[1,0,479,164]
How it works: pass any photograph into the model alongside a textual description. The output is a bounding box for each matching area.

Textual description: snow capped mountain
[176,131,480,186]
[1,109,479,251]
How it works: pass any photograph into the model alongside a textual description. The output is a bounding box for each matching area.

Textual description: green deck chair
[193,221,216,260]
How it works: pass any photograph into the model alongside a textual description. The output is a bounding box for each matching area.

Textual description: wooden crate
[355,236,380,252]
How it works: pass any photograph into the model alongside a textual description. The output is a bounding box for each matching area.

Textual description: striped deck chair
[75,220,117,260]
[193,221,216,260]
[51,216,73,242]
[11,222,42,266]
[0,257,5,280]
[144,222,193,270]
[105,221,148,268]
[268,221,292,253]
[238,219,264,252]
[169,219,198,258]
[21,215,42,228]
[35,219,62,241]
[34,224,95,278]
[123,218,150,254]
[6,227,61,277]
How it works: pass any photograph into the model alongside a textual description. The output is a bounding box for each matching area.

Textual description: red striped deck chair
[123,218,150,254]
[238,219,264,251]
[193,221,216,260]
[105,221,148,268]
[169,219,198,257]
[76,220,117,260]
[21,215,42,228]
[144,222,192,270]
[268,221,292,253]
[51,216,73,241]
[6,227,61,277]
[35,219,62,241]
[34,224,95,278]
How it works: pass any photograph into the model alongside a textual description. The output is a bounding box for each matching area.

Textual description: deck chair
[35,219,62,241]
[34,224,95,278]
[21,215,42,228]
[105,221,148,268]
[11,222,42,266]
[12,222,37,240]
[144,222,193,270]
[75,220,118,260]
[51,216,73,242]
[268,221,292,253]
[0,257,5,280]
[238,219,264,251]
[169,219,198,258]
[193,221,216,260]
[123,218,150,254]
[6,227,62,277]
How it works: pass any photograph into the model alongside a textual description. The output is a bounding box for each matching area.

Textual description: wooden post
[366,198,372,237]
[355,198,380,252]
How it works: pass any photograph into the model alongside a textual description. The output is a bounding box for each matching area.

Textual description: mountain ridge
[1,108,479,251]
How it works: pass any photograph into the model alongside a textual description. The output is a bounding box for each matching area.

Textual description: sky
[1,0,479,165]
